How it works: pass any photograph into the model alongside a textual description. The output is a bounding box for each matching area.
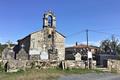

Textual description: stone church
[15,11,65,60]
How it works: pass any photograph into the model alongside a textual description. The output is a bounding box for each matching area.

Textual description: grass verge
[0,68,103,80]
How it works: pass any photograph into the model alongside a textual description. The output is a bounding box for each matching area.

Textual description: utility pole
[86,29,89,47]
[86,29,89,69]
[86,29,92,69]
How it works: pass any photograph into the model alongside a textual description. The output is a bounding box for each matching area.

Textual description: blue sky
[0,0,120,46]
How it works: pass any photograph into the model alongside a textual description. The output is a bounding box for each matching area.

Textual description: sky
[0,0,120,46]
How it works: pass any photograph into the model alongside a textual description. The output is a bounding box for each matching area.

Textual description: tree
[100,36,120,55]
[100,39,111,53]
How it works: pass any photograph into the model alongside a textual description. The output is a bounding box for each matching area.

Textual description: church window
[48,16,52,27]
[48,34,52,38]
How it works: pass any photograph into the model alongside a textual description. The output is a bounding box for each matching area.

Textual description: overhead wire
[66,29,86,38]
[88,29,120,37]
[66,28,120,38]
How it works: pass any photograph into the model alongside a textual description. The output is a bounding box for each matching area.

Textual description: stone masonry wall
[55,32,65,60]
[62,60,96,69]
[108,59,120,73]
[30,30,65,60]
[2,60,60,72]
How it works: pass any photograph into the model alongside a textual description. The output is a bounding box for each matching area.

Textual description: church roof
[30,29,66,38]
[31,29,66,38]
[18,29,65,42]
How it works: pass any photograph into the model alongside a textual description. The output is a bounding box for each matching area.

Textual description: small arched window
[48,15,52,27]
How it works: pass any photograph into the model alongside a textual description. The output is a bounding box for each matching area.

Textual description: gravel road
[58,73,120,80]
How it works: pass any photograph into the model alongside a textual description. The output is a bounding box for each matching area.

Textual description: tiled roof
[67,44,99,49]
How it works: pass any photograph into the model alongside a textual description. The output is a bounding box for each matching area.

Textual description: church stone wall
[29,30,44,60]
[30,30,44,51]
[55,32,65,60]
[29,30,65,60]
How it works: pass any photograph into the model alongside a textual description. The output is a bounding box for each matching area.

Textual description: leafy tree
[100,36,120,55]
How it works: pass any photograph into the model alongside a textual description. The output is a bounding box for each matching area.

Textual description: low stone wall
[108,59,120,73]
[2,60,60,72]
[1,60,97,72]
[92,60,96,69]
[62,60,96,69]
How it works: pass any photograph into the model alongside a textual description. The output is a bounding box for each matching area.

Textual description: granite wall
[108,59,120,73]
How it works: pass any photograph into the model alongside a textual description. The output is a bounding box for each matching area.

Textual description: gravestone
[29,48,41,60]
[74,52,81,61]
[40,51,48,60]
[16,48,28,60]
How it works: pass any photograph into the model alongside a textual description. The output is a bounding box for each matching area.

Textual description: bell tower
[43,11,56,28]
[43,11,58,60]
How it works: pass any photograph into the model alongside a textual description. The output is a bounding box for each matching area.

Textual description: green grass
[0,68,103,80]
[64,68,103,74]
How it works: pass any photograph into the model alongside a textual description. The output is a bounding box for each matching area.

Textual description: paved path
[58,73,120,80]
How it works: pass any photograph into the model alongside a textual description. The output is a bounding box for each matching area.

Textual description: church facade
[16,11,65,60]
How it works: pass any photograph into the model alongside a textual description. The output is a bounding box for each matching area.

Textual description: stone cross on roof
[21,44,25,48]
